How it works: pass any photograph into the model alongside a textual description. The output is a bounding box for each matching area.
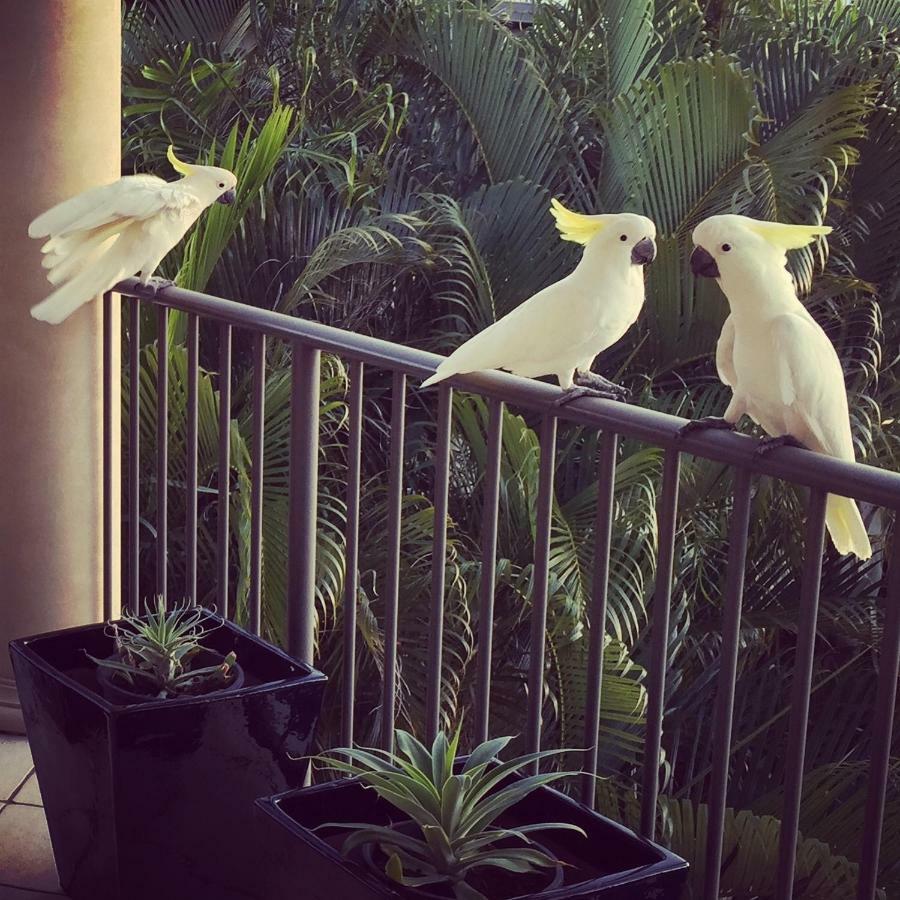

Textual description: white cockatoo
[28,147,237,324]
[421,200,657,403]
[688,214,871,560]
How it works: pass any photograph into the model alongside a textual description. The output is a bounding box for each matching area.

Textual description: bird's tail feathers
[421,366,450,389]
[825,494,872,561]
[30,241,131,324]
[43,223,125,286]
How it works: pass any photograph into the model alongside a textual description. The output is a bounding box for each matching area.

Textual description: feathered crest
[744,219,832,250]
[549,198,608,245]
[167,145,197,177]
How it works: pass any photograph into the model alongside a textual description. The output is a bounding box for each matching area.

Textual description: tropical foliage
[120,0,899,895]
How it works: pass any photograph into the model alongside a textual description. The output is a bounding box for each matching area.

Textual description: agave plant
[313,730,586,899]
[88,597,237,699]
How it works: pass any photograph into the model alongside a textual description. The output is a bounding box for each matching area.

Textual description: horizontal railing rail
[105,277,900,900]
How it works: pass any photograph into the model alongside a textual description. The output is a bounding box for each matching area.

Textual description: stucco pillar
[0,1,121,732]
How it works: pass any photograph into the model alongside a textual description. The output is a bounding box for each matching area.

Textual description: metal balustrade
[102,279,900,900]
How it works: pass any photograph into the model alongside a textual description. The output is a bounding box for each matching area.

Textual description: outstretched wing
[29,175,191,239]
[769,313,855,460]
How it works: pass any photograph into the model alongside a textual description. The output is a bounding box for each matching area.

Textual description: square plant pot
[9,614,327,900]
[254,764,688,899]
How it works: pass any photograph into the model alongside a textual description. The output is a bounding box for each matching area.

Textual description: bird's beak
[218,189,236,205]
[690,245,720,278]
[631,237,656,265]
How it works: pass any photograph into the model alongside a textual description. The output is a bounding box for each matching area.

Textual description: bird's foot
[678,416,737,439]
[554,385,627,406]
[573,370,629,398]
[135,277,175,298]
[755,434,808,457]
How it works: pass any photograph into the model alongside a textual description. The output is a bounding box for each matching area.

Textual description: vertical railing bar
[217,324,232,618]
[128,297,141,613]
[857,526,900,900]
[287,343,321,662]
[774,488,828,898]
[703,467,754,899]
[102,292,114,621]
[156,305,168,600]
[525,414,558,774]
[381,371,406,753]
[185,313,199,605]
[581,431,619,806]
[249,333,266,635]
[640,448,681,839]
[342,361,364,749]
[425,384,453,745]
[775,490,827,900]
[475,399,504,745]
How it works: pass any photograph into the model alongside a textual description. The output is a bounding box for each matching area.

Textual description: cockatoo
[28,147,237,324]
[687,214,871,560]
[421,200,657,403]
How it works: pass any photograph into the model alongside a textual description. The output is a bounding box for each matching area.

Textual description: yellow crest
[550,198,607,245]
[744,219,832,250]
[167,145,197,177]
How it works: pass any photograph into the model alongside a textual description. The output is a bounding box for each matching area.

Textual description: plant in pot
[315,729,583,900]
[87,597,242,701]
[9,597,327,900]
[255,730,688,899]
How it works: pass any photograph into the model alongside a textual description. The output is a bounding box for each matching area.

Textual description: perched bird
[421,200,657,403]
[28,147,237,324]
[687,214,871,560]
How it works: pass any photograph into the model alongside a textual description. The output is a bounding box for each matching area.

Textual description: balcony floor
[0,733,67,899]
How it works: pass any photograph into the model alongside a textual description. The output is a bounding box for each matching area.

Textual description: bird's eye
[218,182,225,189]
[620,234,628,242]
[722,243,732,252]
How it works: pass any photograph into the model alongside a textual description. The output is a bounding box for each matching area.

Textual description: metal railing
[102,278,900,900]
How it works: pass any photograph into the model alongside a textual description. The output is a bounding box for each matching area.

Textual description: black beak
[217,189,236,205]
[691,245,720,278]
[631,237,656,265]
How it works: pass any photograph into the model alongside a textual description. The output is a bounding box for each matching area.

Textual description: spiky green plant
[88,597,237,699]
[313,730,586,900]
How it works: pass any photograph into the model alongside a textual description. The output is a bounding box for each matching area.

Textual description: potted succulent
[9,598,327,900]
[88,597,243,702]
[255,730,688,899]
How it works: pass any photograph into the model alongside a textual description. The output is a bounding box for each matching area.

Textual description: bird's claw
[135,277,175,298]
[678,417,736,439]
[554,385,628,406]
[755,434,808,456]
[573,372,629,398]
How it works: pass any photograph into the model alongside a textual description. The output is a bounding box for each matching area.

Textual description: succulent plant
[88,596,237,699]
[313,730,586,900]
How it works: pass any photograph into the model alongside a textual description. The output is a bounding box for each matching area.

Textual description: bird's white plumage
[28,152,236,324]
[693,214,871,559]
[421,208,656,390]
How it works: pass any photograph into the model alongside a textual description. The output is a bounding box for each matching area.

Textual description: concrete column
[0,1,121,732]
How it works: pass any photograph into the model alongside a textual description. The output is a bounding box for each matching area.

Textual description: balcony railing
[102,277,900,900]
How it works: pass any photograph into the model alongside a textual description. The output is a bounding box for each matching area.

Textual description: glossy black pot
[9,614,327,900]
[254,762,689,900]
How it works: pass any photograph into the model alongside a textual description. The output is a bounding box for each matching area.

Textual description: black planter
[254,766,688,900]
[9,614,327,900]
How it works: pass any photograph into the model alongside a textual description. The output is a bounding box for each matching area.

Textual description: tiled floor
[0,733,66,899]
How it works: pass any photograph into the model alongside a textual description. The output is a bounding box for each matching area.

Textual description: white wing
[769,313,855,460]
[715,315,737,388]
[422,277,597,386]
[29,175,189,239]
